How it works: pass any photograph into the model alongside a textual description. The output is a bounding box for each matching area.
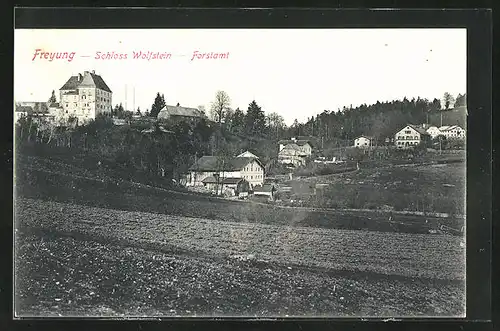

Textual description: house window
[82,95,86,99]
[251,176,253,179]
[405,130,411,134]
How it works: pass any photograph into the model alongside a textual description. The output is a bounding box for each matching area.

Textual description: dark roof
[278,139,313,147]
[223,177,246,185]
[407,124,430,136]
[190,156,264,172]
[60,76,80,90]
[60,71,112,93]
[201,176,246,184]
[158,105,206,119]
[15,106,32,113]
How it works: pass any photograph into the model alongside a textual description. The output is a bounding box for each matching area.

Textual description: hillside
[429,106,466,128]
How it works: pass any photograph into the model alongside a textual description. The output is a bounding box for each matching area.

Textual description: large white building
[394,124,431,149]
[425,125,466,140]
[187,155,265,189]
[57,70,113,124]
[438,125,466,140]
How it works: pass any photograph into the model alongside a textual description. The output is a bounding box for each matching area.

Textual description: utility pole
[220,159,225,195]
[125,84,128,112]
[133,86,135,113]
[193,152,198,186]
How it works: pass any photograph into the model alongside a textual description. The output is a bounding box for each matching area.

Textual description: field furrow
[15,198,465,280]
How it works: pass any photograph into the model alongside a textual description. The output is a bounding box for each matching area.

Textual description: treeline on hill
[288,93,466,147]
[15,114,213,185]
[211,92,466,158]
[16,91,465,185]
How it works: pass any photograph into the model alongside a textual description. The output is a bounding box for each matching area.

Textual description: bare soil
[14,198,465,317]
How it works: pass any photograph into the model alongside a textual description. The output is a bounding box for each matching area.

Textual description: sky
[14,29,466,125]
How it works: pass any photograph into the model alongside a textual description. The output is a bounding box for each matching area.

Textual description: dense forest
[15,91,466,184]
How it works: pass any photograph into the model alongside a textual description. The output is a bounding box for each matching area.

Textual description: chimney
[78,74,82,81]
[92,70,95,74]
[176,103,180,107]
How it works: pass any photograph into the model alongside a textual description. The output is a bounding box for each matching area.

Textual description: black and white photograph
[14,27,467,318]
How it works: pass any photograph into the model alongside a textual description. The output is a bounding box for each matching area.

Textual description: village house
[201,176,250,197]
[278,138,313,167]
[438,125,466,140]
[394,124,431,149]
[354,135,374,148]
[426,126,442,139]
[58,70,113,125]
[157,104,207,123]
[253,184,277,200]
[187,155,265,189]
[14,102,54,124]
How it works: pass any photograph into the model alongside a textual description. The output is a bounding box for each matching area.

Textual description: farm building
[201,176,250,197]
[278,138,313,167]
[253,184,277,200]
[394,124,431,149]
[426,126,442,139]
[354,135,374,148]
[187,155,265,188]
[15,102,55,124]
[157,104,207,122]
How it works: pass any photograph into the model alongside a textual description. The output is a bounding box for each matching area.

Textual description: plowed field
[14,198,465,317]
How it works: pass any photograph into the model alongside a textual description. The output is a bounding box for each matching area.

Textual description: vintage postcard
[14,28,467,318]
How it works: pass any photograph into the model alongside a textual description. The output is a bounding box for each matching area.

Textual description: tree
[231,107,245,134]
[454,93,466,108]
[198,105,206,115]
[48,90,57,103]
[114,103,125,118]
[266,112,286,138]
[210,91,231,124]
[224,107,235,130]
[291,119,300,136]
[150,92,166,118]
[245,100,266,136]
[442,92,455,110]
